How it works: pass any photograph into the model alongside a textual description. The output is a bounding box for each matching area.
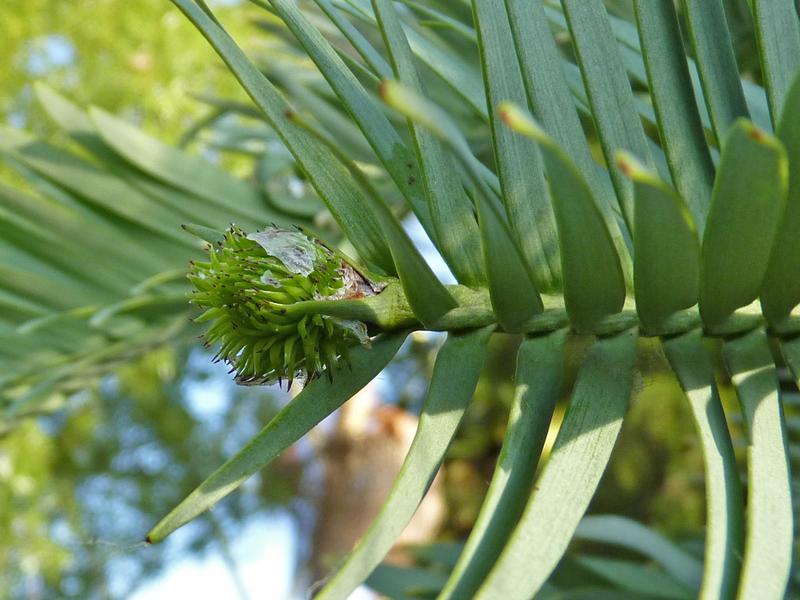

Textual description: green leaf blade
[751,0,800,125]
[473,0,559,291]
[263,0,436,239]
[501,105,625,332]
[366,564,448,600]
[0,180,162,279]
[633,0,715,230]
[0,130,195,251]
[574,556,694,600]
[476,329,639,600]
[168,0,394,272]
[699,120,788,329]
[340,0,489,120]
[314,0,393,79]
[287,110,457,327]
[723,330,794,599]
[680,0,750,144]
[475,194,545,332]
[761,74,800,326]
[88,106,267,218]
[505,0,614,216]
[575,515,703,589]
[561,0,654,232]
[316,326,493,600]
[375,207,458,327]
[371,0,485,288]
[439,329,568,599]
[663,331,744,600]
[145,331,406,543]
[616,153,699,334]
[379,81,544,332]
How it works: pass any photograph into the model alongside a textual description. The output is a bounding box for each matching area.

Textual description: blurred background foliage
[1,0,253,139]
[0,0,795,598]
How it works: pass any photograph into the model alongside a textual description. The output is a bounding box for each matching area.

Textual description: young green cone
[188,225,382,385]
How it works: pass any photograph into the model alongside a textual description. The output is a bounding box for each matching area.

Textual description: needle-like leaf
[723,330,794,599]
[371,0,485,287]
[473,0,559,290]
[680,0,750,143]
[751,0,800,125]
[505,0,615,216]
[761,73,800,327]
[343,0,488,119]
[89,106,268,217]
[259,0,437,238]
[700,120,788,329]
[663,331,743,600]
[379,80,543,332]
[315,326,492,599]
[574,555,695,599]
[633,0,714,230]
[560,0,654,232]
[0,127,196,250]
[169,0,394,272]
[476,329,639,599]
[314,0,393,78]
[616,152,699,334]
[575,515,702,589]
[501,104,625,332]
[439,329,568,599]
[146,331,407,543]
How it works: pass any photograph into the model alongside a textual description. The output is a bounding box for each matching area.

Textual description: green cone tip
[188,225,381,386]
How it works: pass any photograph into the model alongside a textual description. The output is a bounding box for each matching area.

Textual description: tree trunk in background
[309,383,446,581]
